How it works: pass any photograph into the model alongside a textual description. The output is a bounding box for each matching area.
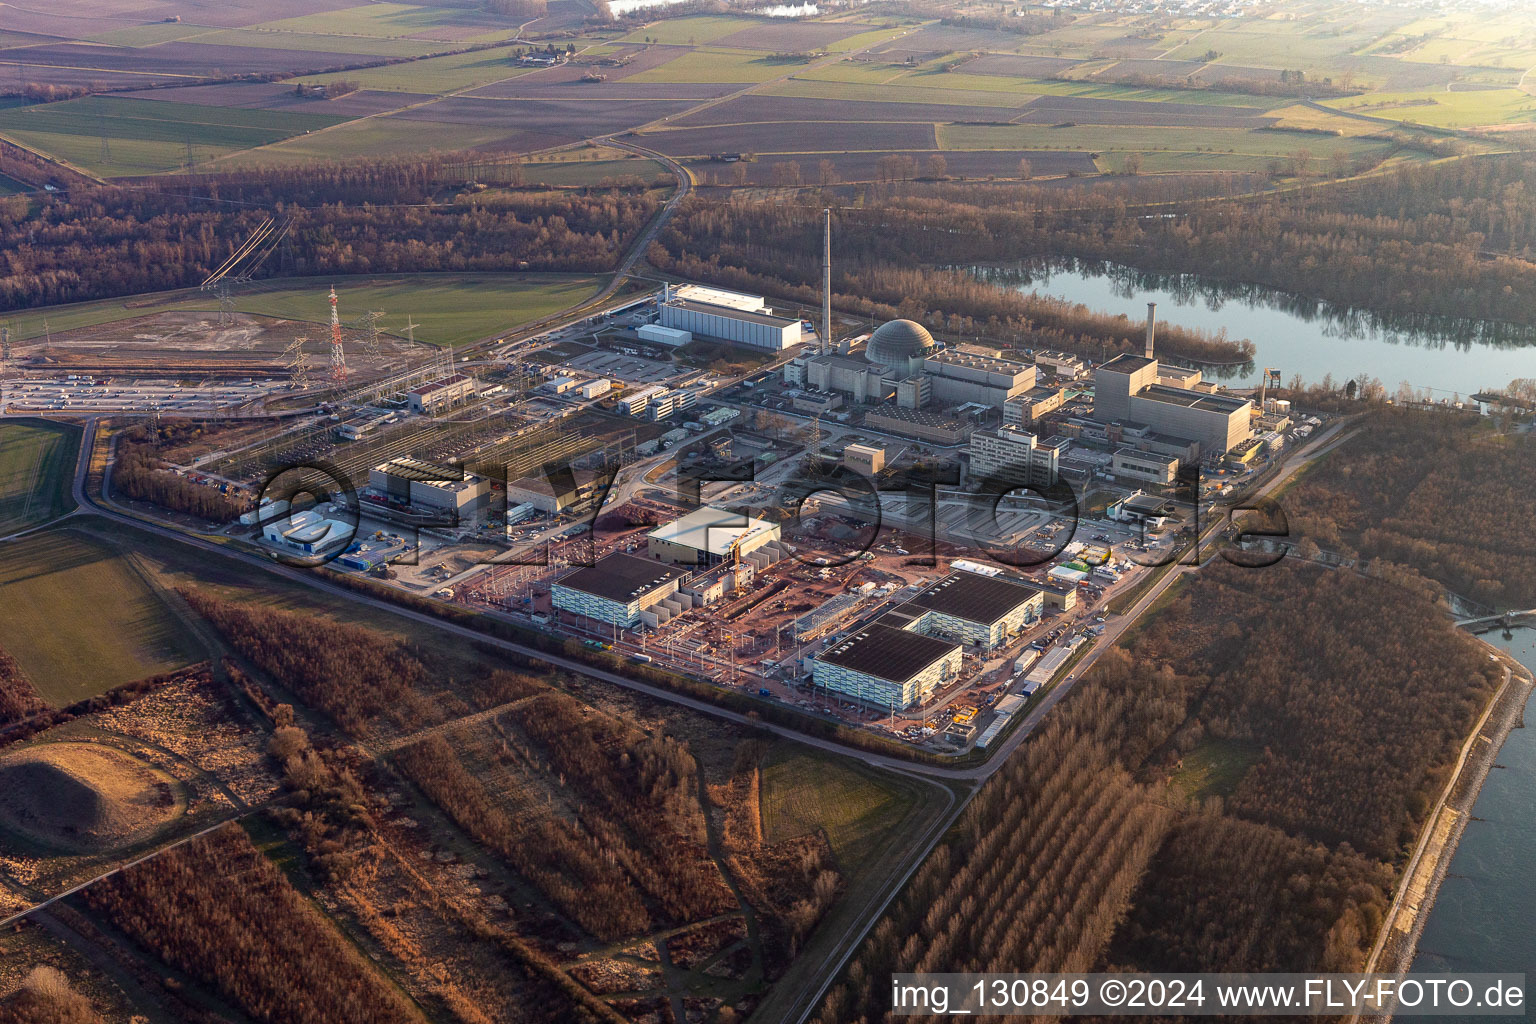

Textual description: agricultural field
[1,274,607,350]
[0,421,77,537]
[0,532,198,706]
[0,95,351,176]
[0,0,1528,181]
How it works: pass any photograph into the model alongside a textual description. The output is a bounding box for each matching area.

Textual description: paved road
[10,411,1355,1023]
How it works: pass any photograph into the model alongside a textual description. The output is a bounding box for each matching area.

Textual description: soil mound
[0,743,183,853]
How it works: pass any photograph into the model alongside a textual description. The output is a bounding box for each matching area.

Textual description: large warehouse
[368,458,491,513]
[813,623,963,709]
[658,298,802,351]
[647,505,783,566]
[898,570,1045,649]
[552,552,691,628]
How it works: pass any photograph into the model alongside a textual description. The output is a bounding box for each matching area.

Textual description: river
[1410,627,1536,1002]
[997,261,1536,399]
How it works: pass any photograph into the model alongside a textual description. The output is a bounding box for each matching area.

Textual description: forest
[649,212,1254,366]
[85,824,425,1024]
[0,641,46,726]
[183,590,839,1014]
[113,424,247,524]
[664,155,1536,339]
[815,560,1499,1022]
[0,160,662,311]
[1285,407,1536,609]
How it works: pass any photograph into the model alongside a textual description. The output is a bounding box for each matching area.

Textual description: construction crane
[327,285,348,384]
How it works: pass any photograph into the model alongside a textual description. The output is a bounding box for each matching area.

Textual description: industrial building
[618,386,667,416]
[812,623,963,709]
[407,374,476,415]
[1092,305,1253,458]
[505,474,585,514]
[921,350,1036,407]
[261,509,353,555]
[552,552,691,628]
[637,324,691,347]
[369,458,491,513]
[843,442,886,476]
[897,571,1044,649]
[579,379,611,400]
[673,284,767,312]
[1108,491,1175,526]
[965,427,1067,488]
[646,505,783,566]
[1031,350,1089,379]
[864,406,969,445]
[1004,385,1067,426]
[1111,447,1179,485]
[659,298,802,351]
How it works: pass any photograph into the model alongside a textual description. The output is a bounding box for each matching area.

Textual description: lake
[997,261,1536,399]
[1410,627,1536,1010]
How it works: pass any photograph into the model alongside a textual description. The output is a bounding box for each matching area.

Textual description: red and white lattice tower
[328,285,348,383]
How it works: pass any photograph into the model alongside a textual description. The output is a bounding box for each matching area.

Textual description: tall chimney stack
[1144,301,1157,359]
[822,209,832,356]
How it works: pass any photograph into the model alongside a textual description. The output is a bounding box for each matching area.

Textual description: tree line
[667,155,1536,337]
[0,642,46,726]
[0,161,662,311]
[815,556,1498,1022]
[113,424,246,524]
[84,824,427,1024]
[651,202,1255,365]
[1287,406,1536,609]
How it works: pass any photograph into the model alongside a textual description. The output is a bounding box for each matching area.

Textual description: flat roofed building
[618,385,667,416]
[1128,384,1251,456]
[902,571,1044,649]
[673,284,765,312]
[806,353,889,404]
[1004,385,1067,426]
[1111,447,1179,485]
[813,623,962,709]
[844,442,885,476]
[408,374,475,415]
[1093,353,1159,423]
[921,350,1036,407]
[864,405,969,445]
[369,457,490,512]
[965,426,1064,488]
[552,552,691,628]
[659,299,802,351]
[647,505,781,565]
[1032,350,1088,379]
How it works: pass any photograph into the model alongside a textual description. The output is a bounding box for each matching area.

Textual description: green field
[0,420,77,536]
[761,747,911,865]
[1168,739,1260,802]
[231,114,524,165]
[1322,88,1536,129]
[255,2,521,42]
[4,273,606,349]
[300,48,531,92]
[85,22,218,46]
[620,15,760,46]
[0,96,352,176]
[630,48,810,85]
[0,532,198,706]
[193,27,446,58]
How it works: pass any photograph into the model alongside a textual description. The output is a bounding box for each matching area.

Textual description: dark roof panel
[905,571,1041,624]
[817,623,958,682]
[555,551,688,603]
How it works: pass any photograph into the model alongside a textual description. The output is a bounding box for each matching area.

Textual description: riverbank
[1364,645,1534,1022]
